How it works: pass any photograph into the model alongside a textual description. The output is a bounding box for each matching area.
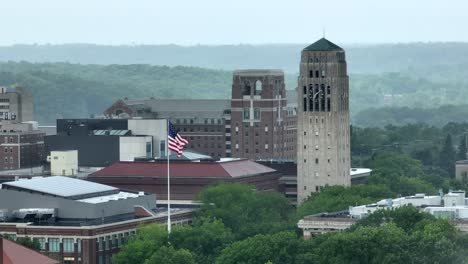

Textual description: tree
[354,205,435,233]
[112,224,168,264]
[215,231,301,264]
[311,224,409,264]
[197,183,294,239]
[457,134,468,161]
[296,185,395,219]
[439,134,456,177]
[144,246,195,264]
[169,218,234,263]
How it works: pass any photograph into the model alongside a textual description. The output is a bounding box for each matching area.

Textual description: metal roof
[1,176,119,200]
[303,38,343,51]
[90,159,276,178]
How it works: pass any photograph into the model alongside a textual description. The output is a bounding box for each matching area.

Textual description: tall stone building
[230,70,292,160]
[297,38,351,203]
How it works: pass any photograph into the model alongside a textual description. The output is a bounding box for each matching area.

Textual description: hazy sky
[1,0,466,45]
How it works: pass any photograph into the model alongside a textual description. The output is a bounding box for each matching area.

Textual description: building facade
[230,70,294,160]
[0,176,194,264]
[297,38,351,203]
[104,99,231,158]
[45,119,163,167]
[0,86,34,123]
[0,122,45,171]
[104,70,296,160]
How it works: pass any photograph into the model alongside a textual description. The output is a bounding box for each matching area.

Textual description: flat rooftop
[1,176,119,200]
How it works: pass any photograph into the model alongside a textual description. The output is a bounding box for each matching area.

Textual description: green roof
[303,38,343,51]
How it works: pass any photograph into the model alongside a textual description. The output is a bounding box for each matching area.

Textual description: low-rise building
[0,176,194,264]
[45,119,165,167]
[87,158,282,201]
[0,121,45,171]
[50,150,78,176]
[298,190,468,239]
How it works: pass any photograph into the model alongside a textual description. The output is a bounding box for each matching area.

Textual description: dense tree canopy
[196,183,294,239]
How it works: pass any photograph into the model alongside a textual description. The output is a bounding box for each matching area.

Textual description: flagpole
[167,118,171,234]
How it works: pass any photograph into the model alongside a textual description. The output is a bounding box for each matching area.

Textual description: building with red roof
[1,237,58,264]
[88,159,281,201]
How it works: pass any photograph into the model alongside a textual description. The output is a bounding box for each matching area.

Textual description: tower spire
[323,27,326,38]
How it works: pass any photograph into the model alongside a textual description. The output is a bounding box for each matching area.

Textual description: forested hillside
[1,42,467,74]
[1,42,467,125]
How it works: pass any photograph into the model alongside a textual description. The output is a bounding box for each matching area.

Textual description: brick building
[87,159,282,201]
[0,176,193,264]
[230,70,296,160]
[0,121,44,171]
[104,70,297,161]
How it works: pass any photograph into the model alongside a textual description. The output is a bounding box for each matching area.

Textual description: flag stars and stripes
[168,121,189,157]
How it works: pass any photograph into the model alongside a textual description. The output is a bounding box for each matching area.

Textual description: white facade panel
[119,136,152,162]
[50,150,78,176]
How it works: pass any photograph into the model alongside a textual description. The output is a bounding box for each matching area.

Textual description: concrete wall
[297,49,351,203]
[119,136,152,161]
[0,189,156,219]
[128,119,166,158]
[50,150,78,176]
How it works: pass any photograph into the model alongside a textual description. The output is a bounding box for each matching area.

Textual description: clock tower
[297,38,351,203]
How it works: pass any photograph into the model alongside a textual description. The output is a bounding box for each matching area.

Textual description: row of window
[0,98,10,102]
[174,118,223,125]
[243,108,261,120]
[37,238,81,253]
[3,136,15,143]
[3,147,13,153]
[309,70,326,78]
[3,156,14,163]
[180,127,223,133]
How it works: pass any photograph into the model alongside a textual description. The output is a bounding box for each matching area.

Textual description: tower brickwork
[230,70,291,160]
[297,38,351,203]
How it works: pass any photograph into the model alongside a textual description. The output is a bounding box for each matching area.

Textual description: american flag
[168,121,189,157]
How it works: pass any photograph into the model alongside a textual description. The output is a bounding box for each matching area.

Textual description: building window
[254,108,260,120]
[160,140,166,156]
[321,70,326,77]
[105,236,110,250]
[9,157,13,163]
[304,159,306,163]
[98,237,104,251]
[304,145,306,149]
[113,234,118,249]
[77,239,81,253]
[303,131,306,136]
[315,186,319,192]
[63,238,74,253]
[315,158,319,164]
[3,148,6,153]
[243,108,250,120]
[48,238,60,252]
[315,70,319,78]
[38,238,46,251]
[309,71,313,78]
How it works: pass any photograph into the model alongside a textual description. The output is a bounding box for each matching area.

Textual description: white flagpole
[167,119,171,234]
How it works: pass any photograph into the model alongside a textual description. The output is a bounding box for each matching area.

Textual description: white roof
[2,176,118,199]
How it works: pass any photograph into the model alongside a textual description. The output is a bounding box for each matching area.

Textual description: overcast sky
[1,0,466,45]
